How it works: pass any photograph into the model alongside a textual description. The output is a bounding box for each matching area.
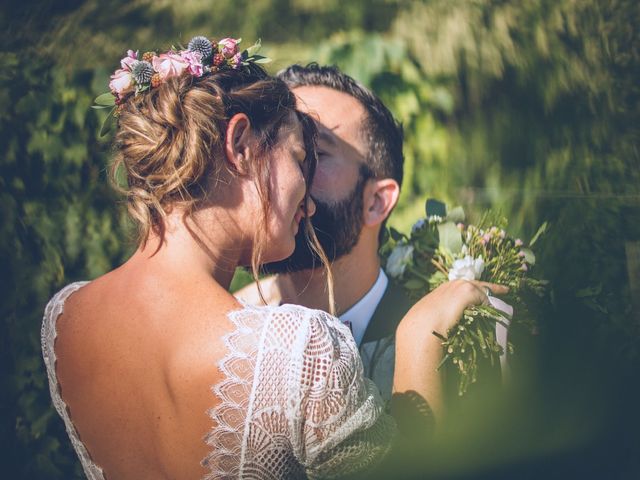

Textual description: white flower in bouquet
[386,244,414,278]
[448,255,485,281]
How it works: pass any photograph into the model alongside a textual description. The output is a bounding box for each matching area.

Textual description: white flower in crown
[448,255,485,281]
[386,243,414,278]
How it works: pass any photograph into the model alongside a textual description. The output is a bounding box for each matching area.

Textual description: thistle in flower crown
[92,35,271,136]
[382,199,548,396]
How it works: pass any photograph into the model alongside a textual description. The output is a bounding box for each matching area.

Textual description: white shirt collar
[339,268,388,346]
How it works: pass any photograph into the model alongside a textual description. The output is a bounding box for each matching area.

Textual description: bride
[42,35,505,479]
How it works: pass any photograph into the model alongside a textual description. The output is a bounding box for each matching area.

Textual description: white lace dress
[42,282,396,479]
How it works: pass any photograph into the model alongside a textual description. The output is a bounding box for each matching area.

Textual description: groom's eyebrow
[318,127,339,146]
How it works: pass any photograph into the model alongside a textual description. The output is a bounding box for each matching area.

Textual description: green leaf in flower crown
[425,198,447,218]
[94,92,115,106]
[253,55,272,64]
[529,221,548,246]
[99,107,116,137]
[245,39,262,57]
[446,206,466,223]
[438,221,463,253]
[521,248,536,265]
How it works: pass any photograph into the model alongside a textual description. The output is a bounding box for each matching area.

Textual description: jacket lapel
[361,281,413,344]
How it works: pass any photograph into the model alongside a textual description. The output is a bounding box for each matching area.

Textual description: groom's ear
[224,113,253,175]
[362,178,400,227]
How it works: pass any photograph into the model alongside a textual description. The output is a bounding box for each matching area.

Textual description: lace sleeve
[286,309,397,479]
[205,304,396,479]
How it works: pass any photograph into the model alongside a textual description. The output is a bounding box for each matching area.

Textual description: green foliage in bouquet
[381,200,548,395]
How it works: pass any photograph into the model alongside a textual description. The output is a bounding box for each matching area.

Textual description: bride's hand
[393,279,509,421]
[399,279,509,338]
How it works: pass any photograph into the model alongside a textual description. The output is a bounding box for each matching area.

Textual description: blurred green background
[1,0,639,478]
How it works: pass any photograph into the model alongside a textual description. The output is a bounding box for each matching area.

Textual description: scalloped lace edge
[41,281,106,480]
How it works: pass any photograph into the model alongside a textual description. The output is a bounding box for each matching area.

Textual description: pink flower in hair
[152,52,189,80]
[109,68,133,96]
[231,52,242,69]
[120,50,138,70]
[218,37,240,58]
[180,50,204,77]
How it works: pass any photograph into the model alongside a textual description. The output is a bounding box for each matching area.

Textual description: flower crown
[93,35,270,135]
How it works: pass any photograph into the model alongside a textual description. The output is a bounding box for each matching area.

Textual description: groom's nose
[304,197,316,217]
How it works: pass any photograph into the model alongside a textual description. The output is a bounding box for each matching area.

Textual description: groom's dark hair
[278,63,404,189]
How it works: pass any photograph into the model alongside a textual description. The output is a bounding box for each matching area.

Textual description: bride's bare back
[54,266,237,479]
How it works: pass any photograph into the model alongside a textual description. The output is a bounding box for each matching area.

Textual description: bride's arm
[393,279,508,421]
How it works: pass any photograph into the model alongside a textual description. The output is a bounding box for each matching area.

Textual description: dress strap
[41,281,106,480]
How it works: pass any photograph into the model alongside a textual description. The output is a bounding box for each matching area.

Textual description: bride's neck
[131,209,248,290]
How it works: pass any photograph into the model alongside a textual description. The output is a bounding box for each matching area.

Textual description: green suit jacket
[358,281,413,402]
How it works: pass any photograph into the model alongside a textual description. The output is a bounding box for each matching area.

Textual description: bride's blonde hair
[110,68,334,311]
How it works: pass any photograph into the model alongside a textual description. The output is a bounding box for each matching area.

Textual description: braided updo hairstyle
[111,65,330,296]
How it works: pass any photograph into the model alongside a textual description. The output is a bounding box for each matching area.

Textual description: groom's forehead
[293,85,367,149]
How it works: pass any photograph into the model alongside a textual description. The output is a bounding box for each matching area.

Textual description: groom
[236,64,412,401]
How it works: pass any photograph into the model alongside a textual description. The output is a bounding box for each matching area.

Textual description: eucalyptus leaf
[437,221,463,253]
[94,92,115,106]
[254,57,272,64]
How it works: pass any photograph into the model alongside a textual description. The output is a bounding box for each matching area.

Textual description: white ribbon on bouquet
[487,295,513,379]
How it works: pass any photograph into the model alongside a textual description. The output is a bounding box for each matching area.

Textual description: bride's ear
[224,113,253,175]
[362,178,400,227]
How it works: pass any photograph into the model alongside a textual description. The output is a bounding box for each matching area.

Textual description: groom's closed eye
[317,149,329,159]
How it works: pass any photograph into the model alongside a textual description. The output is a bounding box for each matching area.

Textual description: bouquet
[382,199,547,395]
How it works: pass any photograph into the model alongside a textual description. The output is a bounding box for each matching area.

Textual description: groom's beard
[262,176,366,274]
